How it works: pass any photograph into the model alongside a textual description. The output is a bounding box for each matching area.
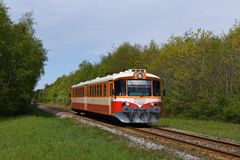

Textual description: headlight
[151,102,158,106]
[137,73,143,79]
[126,102,130,106]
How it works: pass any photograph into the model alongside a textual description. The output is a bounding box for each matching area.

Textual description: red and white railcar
[71,69,163,123]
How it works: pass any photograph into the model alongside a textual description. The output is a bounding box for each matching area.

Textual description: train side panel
[71,97,112,115]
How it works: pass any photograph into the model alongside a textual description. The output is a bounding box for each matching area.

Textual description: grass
[0,108,180,160]
[157,117,240,142]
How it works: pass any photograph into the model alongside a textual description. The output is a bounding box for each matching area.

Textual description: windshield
[128,80,151,96]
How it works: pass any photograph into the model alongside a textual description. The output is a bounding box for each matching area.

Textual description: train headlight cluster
[137,73,143,79]
[151,102,158,107]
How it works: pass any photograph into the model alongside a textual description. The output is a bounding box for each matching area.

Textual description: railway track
[127,127,240,159]
[39,104,240,159]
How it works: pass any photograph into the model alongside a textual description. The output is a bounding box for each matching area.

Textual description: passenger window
[96,85,99,96]
[104,84,106,96]
[100,84,102,96]
[94,86,97,96]
[94,85,96,96]
[90,86,92,96]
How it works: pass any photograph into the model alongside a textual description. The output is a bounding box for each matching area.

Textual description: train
[70,69,164,123]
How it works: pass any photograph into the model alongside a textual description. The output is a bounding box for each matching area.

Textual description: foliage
[0,2,47,116]
[38,22,240,123]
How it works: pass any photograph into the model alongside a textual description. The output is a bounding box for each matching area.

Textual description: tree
[0,3,47,116]
[38,21,240,123]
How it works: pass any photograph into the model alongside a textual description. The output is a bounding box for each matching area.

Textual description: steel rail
[154,127,240,148]
[128,127,240,158]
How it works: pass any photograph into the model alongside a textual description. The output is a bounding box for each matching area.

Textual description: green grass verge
[0,108,180,160]
[157,117,240,142]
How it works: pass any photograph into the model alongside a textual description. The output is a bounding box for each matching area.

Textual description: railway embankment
[39,103,240,143]
[39,104,240,160]
[0,105,181,160]
[157,118,240,143]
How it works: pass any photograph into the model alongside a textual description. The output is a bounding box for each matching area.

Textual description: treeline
[0,3,47,116]
[38,22,240,123]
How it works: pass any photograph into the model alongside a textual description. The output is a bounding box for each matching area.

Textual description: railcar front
[112,71,162,123]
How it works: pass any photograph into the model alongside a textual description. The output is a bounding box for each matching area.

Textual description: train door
[84,86,88,110]
[109,82,113,114]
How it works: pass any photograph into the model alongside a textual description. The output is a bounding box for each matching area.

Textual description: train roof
[72,69,160,88]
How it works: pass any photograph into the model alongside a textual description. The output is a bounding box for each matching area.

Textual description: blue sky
[5,0,240,89]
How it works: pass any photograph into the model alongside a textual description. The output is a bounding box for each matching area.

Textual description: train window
[104,84,106,96]
[94,85,96,96]
[90,86,91,96]
[96,85,98,96]
[76,88,79,97]
[78,88,81,97]
[97,85,100,96]
[91,86,93,96]
[114,80,126,96]
[98,85,100,96]
[153,80,160,96]
[100,84,102,96]
[128,80,151,96]
[75,89,77,96]
[75,88,84,97]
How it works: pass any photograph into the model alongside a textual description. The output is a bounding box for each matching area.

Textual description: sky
[5,0,240,89]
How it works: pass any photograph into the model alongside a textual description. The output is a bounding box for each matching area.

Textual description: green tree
[0,3,47,116]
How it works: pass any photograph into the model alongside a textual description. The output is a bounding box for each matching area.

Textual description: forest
[37,22,240,123]
[0,3,47,116]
